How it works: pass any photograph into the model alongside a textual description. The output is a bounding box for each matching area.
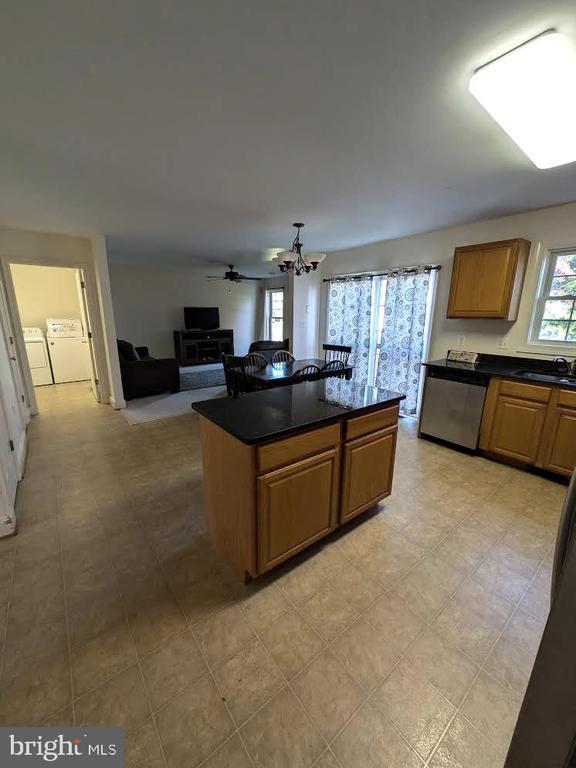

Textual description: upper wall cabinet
[446,238,531,320]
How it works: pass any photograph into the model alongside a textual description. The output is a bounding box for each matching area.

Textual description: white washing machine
[23,327,53,386]
[46,318,92,384]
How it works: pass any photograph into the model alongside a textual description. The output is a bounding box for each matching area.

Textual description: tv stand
[174,329,234,366]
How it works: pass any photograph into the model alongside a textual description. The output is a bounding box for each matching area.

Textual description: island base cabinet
[257,448,340,573]
[341,425,397,523]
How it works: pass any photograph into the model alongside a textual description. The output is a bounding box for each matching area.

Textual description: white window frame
[529,246,576,348]
[267,288,284,342]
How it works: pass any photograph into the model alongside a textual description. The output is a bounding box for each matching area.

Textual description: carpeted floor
[122,386,227,425]
[180,368,226,391]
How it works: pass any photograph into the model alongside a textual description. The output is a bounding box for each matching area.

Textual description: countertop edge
[193,394,406,445]
[423,360,576,390]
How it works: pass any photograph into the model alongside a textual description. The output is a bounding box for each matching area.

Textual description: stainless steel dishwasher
[419,366,489,450]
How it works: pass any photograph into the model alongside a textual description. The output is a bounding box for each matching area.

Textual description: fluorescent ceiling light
[469,31,576,169]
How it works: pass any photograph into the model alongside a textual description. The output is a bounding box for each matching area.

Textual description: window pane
[270,317,283,341]
[543,299,573,320]
[554,252,576,276]
[568,323,576,341]
[550,276,576,297]
[539,320,569,340]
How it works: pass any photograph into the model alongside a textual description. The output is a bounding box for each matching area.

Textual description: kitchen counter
[193,379,405,580]
[192,379,405,444]
[424,354,576,389]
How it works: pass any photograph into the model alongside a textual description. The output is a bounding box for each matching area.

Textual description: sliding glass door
[326,269,436,415]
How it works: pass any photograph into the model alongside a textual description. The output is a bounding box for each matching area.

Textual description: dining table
[244,357,353,389]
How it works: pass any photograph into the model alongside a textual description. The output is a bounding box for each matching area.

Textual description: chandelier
[272,223,326,276]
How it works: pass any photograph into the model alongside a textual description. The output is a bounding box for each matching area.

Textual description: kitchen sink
[515,370,576,384]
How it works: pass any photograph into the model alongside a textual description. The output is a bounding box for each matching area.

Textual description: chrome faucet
[553,356,576,375]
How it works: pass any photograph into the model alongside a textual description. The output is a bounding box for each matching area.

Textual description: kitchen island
[193,380,405,581]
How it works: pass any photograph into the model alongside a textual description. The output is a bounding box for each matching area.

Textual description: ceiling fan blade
[205,276,226,279]
[236,275,263,281]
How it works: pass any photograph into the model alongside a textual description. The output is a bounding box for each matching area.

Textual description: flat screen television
[184,306,220,330]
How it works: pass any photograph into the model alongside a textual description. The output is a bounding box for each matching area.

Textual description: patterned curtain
[325,277,373,400]
[375,269,430,415]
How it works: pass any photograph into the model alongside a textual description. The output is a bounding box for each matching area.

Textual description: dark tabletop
[192,378,405,444]
[424,353,576,389]
[245,357,353,383]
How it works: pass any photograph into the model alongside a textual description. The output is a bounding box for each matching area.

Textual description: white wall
[291,268,321,359]
[322,201,576,362]
[109,265,259,358]
[10,264,81,329]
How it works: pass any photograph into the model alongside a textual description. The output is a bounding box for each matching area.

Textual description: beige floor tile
[503,609,546,656]
[126,588,188,656]
[472,551,532,605]
[202,735,252,768]
[331,618,401,692]
[125,719,164,768]
[461,671,522,755]
[72,620,136,697]
[40,705,75,727]
[483,636,535,697]
[260,610,325,679]
[241,687,324,768]
[238,583,291,633]
[276,555,333,606]
[450,578,515,632]
[518,565,551,620]
[74,663,149,729]
[393,554,465,621]
[433,599,500,663]
[373,659,454,760]
[333,701,424,768]
[433,523,494,575]
[405,629,479,706]
[292,649,365,740]
[363,593,424,653]
[300,584,360,641]
[328,564,384,612]
[0,655,71,726]
[214,639,285,725]
[313,750,341,768]
[156,676,234,768]
[429,714,505,768]
[142,630,207,711]
[193,604,256,668]
[355,533,423,589]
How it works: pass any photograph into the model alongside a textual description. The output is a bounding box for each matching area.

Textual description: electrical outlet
[456,334,466,346]
[497,337,508,349]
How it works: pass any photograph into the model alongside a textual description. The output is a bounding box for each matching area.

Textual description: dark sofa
[117,340,180,401]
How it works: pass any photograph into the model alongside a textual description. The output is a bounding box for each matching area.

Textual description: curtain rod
[323,265,441,283]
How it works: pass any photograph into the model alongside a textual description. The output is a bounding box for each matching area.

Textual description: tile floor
[0,382,565,768]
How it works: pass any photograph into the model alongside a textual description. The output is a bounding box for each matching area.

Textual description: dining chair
[271,349,295,366]
[291,364,322,383]
[321,359,346,375]
[323,343,352,365]
[221,354,261,397]
[246,353,269,370]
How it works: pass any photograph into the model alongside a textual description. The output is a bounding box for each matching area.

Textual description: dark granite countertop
[192,378,405,444]
[424,353,576,389]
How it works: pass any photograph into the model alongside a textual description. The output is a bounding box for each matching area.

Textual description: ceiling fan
[205,264,262,283]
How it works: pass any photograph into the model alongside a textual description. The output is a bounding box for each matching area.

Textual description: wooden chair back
[271,350,295,366]
[323,343,352,365]
[291,364,322,382]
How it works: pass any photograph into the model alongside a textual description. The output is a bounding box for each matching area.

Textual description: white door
[0,314,25,488]
[76,270,99,401]
[48,337,92,383]
[0,277,28,424]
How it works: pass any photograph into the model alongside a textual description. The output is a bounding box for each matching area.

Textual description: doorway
[9,264,99,409]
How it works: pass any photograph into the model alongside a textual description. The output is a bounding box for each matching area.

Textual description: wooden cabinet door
[341,426,397,523]
[540,406,576,477]
[488,395,548,464]
[257,448,339,573]
[447,239,529,320]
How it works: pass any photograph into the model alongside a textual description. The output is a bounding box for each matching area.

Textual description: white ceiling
[1,0,576,271]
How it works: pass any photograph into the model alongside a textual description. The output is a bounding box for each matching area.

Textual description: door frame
[0,256,109,414]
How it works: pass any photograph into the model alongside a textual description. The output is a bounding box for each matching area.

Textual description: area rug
[122,385,227,425]
[180,368,226,391]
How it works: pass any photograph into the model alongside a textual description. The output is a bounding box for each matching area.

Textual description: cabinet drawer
[558,388,576,409]
[500,379,551,403]
[345,405,399,441]
[257,423,340,474]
